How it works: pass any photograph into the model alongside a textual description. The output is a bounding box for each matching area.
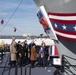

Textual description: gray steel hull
[34,0,76,74]
[34,0,76,13]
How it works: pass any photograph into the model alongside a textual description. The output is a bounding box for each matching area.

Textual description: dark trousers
[19,56,24,66]
[31,60,35,68]
[38,56,42,66]
[38,56,47,67]
[11,61,16,66]
[26,52,28,59]
[16,53,19,63]
[43,56,47,67]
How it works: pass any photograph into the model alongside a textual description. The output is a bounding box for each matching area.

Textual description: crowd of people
[9,37,53,69]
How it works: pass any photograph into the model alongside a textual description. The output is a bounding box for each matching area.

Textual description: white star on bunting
[73,25,76,31]
[54,23,58,28]
[62,25,67,30]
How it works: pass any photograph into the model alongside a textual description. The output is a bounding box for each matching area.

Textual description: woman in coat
[30,44,37,68]
[10,37,17,66]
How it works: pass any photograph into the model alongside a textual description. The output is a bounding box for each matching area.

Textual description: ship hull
[54,37,76,74]
[34,0,76,13]
[34,0,76,74]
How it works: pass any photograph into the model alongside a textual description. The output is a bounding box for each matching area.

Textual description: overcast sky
[0,0,46,36]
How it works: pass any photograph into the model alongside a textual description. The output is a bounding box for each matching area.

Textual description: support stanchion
[25,67,26,75]
[61,55,65,73]
[15,67,18,75]
[29,66,31,75]
[21,67,22,75]
[8,67,11,75]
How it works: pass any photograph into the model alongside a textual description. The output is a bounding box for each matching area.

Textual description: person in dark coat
[18,42,25,66]
[24,40,28,60]
[16,41,22,66]
[21,40,28,65]
[16,41,21,64]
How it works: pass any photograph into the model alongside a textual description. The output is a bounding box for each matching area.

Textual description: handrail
[0,65,55,75]
[62,54,76,75]
[63,54,76,61]
[1,53,10,75]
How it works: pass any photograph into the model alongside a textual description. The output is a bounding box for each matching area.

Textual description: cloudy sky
[0,0,45,36]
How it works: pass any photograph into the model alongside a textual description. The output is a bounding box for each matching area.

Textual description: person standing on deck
[29,40,36,63]
[24,40,28,60]
[30,44,37,68]
[10,37,17,66]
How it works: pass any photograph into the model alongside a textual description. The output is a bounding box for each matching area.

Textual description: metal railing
[0,65,32,75]
[62,55,76,75]
[0,65,64,75]
[2,53,76,75]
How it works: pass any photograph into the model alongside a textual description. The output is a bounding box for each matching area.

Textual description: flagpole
[40,5,58,40]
